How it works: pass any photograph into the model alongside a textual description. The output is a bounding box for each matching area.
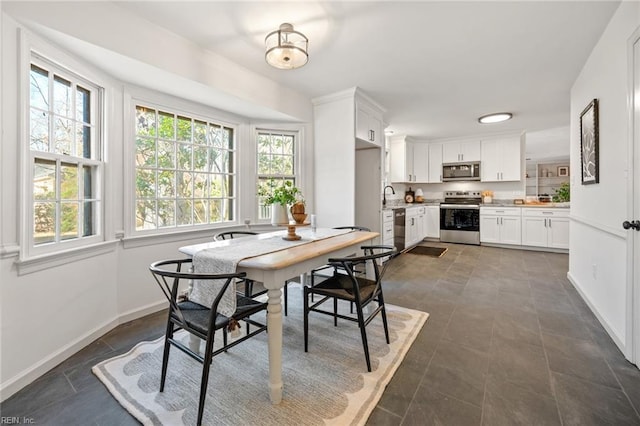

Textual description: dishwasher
[393,208,406,251]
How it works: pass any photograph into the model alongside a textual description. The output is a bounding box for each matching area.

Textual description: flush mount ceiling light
[265,23,308,70]
[478,112,513,124]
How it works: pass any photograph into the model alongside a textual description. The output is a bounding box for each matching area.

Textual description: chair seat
[310,274,377,303]
[176,296,267,336]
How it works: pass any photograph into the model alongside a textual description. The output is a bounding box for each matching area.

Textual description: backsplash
[383,181,526,202]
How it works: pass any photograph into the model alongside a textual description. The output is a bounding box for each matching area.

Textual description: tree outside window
[257,131,297,220]
[134,105,236,231]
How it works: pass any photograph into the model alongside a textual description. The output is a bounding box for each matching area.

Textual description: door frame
[626,26,640,365]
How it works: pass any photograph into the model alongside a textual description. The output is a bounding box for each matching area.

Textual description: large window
[134,105,236,231]
[29,58,102,250]
[257,130,297,220]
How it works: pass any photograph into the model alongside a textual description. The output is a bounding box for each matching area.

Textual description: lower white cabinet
[425,206,440,238]
[521,208,569,249]
[405,206,427,247]
[480,207,522,245]
[382,210,394,248]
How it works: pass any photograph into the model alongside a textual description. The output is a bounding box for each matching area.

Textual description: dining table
[178,227,379,404]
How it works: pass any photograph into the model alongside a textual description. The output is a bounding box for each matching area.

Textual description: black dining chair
[150,258,268,426]
[310,226,371,306]
[214,230,293,315]
[303,245,398,372]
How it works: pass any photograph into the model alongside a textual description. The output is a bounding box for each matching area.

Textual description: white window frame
[125,91,242,238]
[20,46,106,261]
[255,128,302,223]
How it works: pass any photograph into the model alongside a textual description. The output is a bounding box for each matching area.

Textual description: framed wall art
[558,166,569,177]
[580,98,599,185]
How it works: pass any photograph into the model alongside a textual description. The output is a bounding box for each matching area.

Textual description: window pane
[76,124,91,159]
[76,86,90,123]
[30,109,49,152]
[136,200,156,230]
[61,202,78,240]
[224,128,233,150]
[193,120,207,144]
[157,140,175,169]
[30,65,49,111]
[209,125,222,148]
[34,202,55,244]
[157,200,175,227]
[136,137,156,167]
[177,171,192,198]
[209,174,224,197]
[158,111,175,139]
[34,159,56,200]
[83,200,96,236]
[136,169,155,198]
[193,146,208,171]
[83,165,93,199]
[194,199,207,224]
[209,199,222,223]
[283,135,294,155]
[53,75,72,117]
[257,152,270,174]
[177,143,192,170]
[61,163,78,200]
[193,173,208,198]
[158,170,175,197]
[54,117,72,155]
[177,116,192,142]
[136,106,156,137]
[177,199,192,225]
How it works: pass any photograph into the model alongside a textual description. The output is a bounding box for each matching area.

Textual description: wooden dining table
[178,228,379,404]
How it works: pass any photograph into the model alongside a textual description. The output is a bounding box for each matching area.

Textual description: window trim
[124,88,243,237]
[20,35,107,261]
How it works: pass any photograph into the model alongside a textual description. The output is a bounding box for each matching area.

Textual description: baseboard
[0,299,167,402]
[566,271,629,357]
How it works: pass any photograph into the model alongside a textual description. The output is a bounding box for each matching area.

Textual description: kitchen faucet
[382,185,395,206]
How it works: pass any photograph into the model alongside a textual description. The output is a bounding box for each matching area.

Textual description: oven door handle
[440,204,480,210]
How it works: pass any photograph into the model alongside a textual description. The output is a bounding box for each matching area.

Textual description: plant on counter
[258,179,304,206]
[553,182,570,202]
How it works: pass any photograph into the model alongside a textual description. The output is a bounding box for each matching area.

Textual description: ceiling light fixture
[265,23,308,70]
[478,112,513,124]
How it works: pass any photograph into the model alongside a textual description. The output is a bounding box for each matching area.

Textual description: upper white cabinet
[355,96,384,147]
[428,143,443,183]
[481,136,523,182]
[389,136,428,182]
[442,140,480,163]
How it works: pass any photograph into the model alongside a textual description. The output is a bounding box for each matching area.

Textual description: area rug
[406,245,448,257]
[93,284,428,426]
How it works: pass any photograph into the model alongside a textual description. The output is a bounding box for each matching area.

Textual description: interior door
[631,31,640,365]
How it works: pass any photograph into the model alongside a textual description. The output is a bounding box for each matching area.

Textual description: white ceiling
[113,1,618,140]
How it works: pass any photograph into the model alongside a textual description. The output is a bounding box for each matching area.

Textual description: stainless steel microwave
[442,162,481,181]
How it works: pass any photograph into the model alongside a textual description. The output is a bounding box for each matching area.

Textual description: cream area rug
[93,284,428,426]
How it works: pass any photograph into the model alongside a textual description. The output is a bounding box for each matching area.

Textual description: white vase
[271,204,289,225]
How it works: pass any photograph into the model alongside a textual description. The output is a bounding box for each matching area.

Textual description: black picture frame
[580,98,599,185]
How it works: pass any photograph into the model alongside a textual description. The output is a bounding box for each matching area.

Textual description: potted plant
[553,182,570,204]
[259,180,304,224]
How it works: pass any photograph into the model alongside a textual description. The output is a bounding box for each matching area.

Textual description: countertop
[383,201,570,210]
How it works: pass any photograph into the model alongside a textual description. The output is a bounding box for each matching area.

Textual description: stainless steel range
[440,191,481,245]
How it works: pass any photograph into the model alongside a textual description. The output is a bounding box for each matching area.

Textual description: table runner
[190,228,352,316]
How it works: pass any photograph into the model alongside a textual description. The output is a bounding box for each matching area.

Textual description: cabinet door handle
[500,217,503,225]
[544,218,547,227]
[496,217,499,225]
[548,219,551,228]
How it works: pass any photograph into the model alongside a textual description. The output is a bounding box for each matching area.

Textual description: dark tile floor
[3,243,640,425]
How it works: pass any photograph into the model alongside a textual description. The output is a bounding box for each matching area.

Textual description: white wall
[0,4,314,400]
[568,1,639,356]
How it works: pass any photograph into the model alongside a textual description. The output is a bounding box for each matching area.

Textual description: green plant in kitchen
[258,179,304,206]
[553,182,570,202]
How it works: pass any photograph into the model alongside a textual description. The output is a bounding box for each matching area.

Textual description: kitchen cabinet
[521,208,569,249]
[382,209,395,248]
[313,87,384,232]
[425,205,440,239]
[389,136,428,182]
[442,140,480,163]
[356,99,384,147]
[480,207,522,245]
[405,206,426,247]
[428,143,443,183]
[481,136,522,182]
